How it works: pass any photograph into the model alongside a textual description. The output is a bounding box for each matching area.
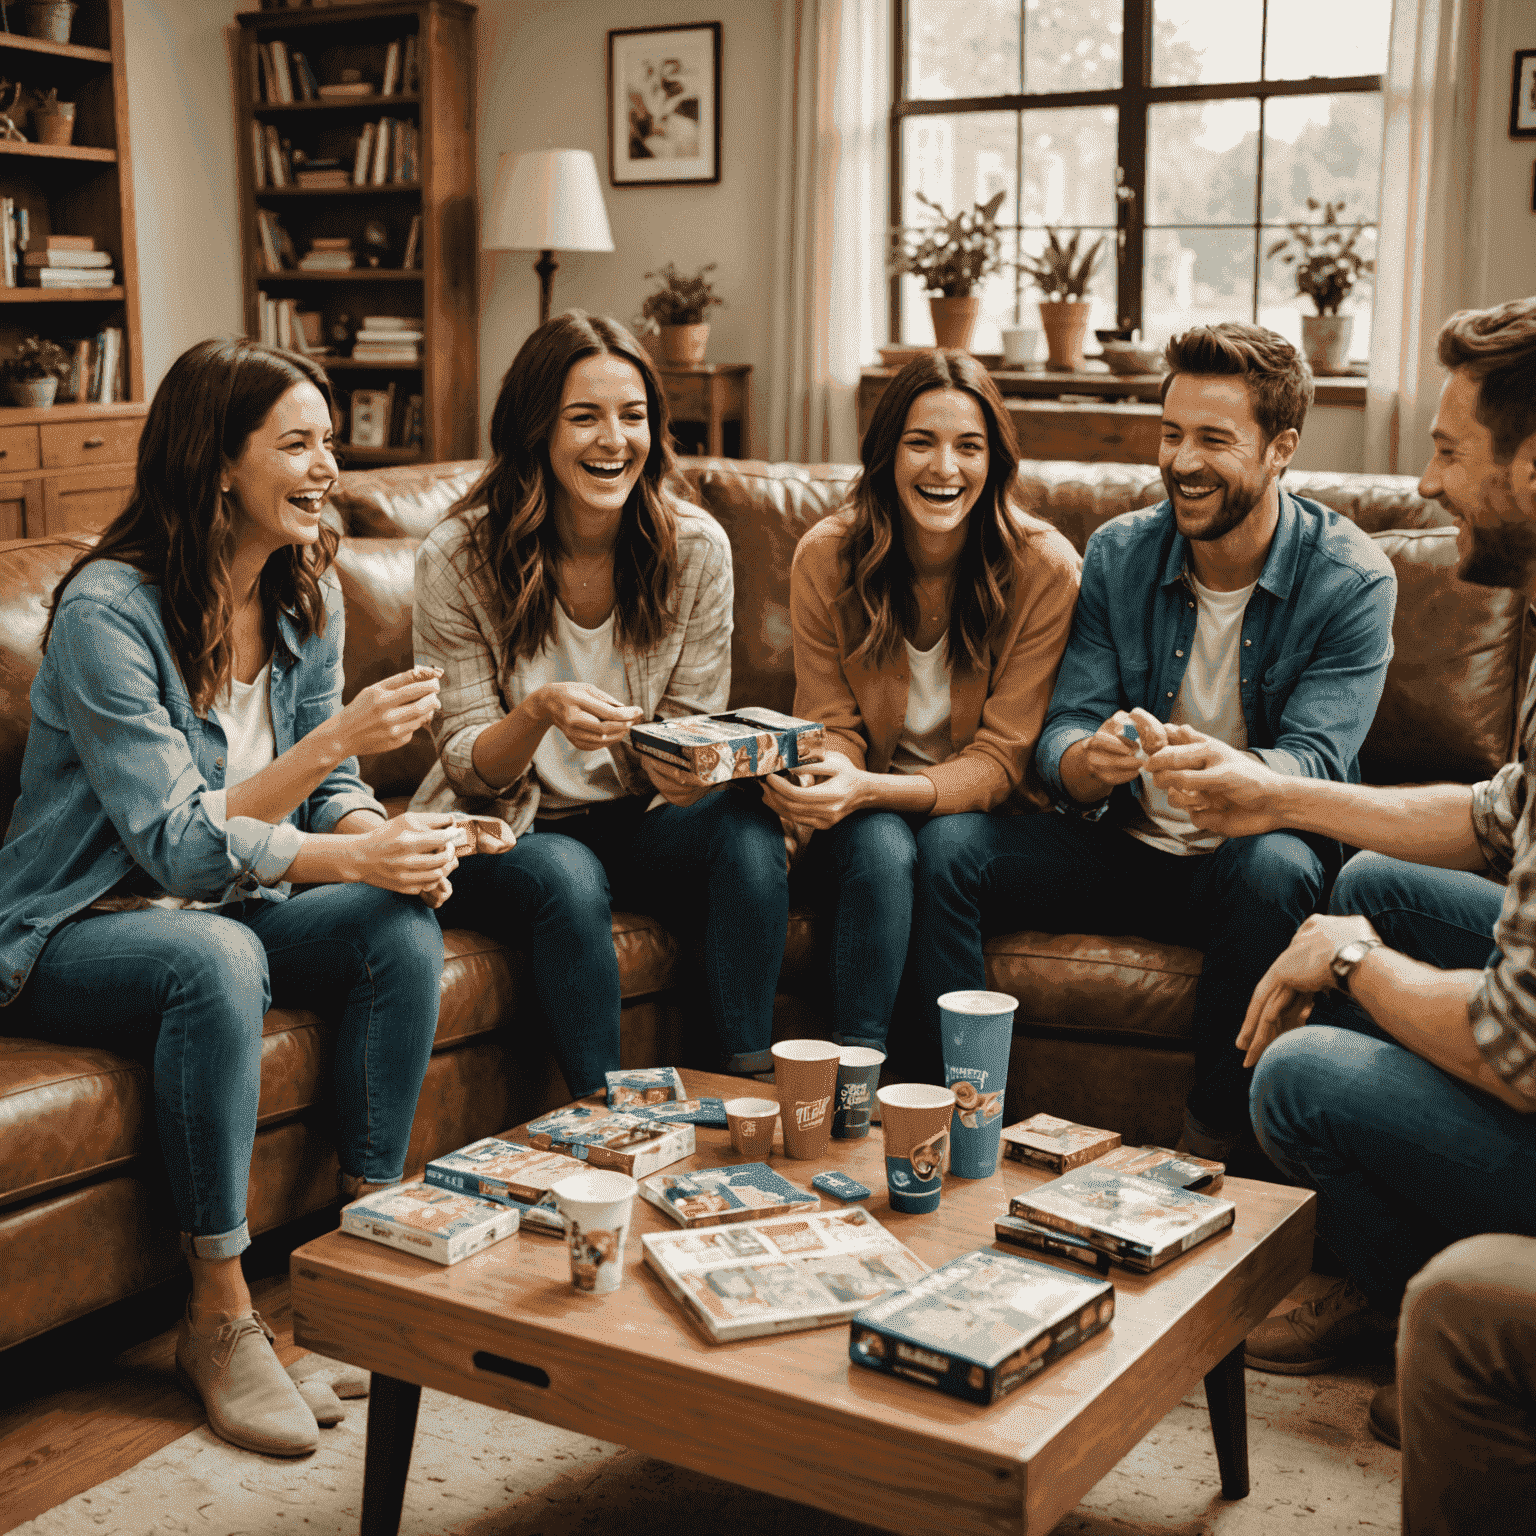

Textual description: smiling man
[1144,300,1536,1494]
[914,323,1396,1165]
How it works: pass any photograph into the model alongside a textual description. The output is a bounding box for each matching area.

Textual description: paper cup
[551,1170,636,1295]
[723,1096,780,1159]
[832,1046,886,1140]
[877,1083,956,1214]
[771,1039,841,1159]
[938,990,1016,1178]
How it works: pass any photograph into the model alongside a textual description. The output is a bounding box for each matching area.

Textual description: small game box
[1000,1113,1122,1173]
[605,1067,687,1107]
[340,1180,519,1266]
[640,1162,820,1228]
[629,707,825,786]
[522,1105,695,1178]
[849,1248,1114,1405]
[424,1137,587,1216]
[993,1213,1112,1274]
[626,1098,730,1127]
[1092,1144,1224,1194]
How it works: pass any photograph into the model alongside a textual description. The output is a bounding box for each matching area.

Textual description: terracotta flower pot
[35,104,75,147]
[928,294,982,351]
[1301,314,1354,375]
[3,376,59,408]
[659,323,709,365]
[1038,300,1092,371]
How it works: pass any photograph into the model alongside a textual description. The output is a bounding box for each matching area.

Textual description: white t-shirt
[521,605,632,814]
[890,636,953,774]
[1125,576,1256,856]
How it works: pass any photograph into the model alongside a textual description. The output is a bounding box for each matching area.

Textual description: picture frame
[607,22,721,187]
[349,389,390,449]
[1512,50,1536,139]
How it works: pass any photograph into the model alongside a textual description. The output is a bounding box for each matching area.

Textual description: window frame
[889,0,1384,341]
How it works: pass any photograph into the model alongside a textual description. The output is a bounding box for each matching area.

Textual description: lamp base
[535,249,559,325]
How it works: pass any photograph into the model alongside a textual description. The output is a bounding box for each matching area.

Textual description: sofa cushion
[326,460,484,539]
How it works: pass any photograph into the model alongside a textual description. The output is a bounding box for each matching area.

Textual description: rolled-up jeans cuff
[725,1048,774,1076]
[340,1172,403,1201]
[832,1034,887,1053]
[182,1222,250,1262]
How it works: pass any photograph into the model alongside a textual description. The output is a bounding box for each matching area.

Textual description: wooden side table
[657,363,751,459]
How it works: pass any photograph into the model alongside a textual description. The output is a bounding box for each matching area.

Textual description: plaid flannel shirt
[1468,671,1536,1107]
[409,502,734,836]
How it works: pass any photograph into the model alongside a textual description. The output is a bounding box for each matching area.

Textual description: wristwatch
[1330,937,1384,995]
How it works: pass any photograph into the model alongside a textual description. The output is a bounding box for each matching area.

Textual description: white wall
[120,0,244,395]
[1467,0,1536,312]
[474,0,782,454]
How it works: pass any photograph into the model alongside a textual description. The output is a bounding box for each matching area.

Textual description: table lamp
[484,149,614,326]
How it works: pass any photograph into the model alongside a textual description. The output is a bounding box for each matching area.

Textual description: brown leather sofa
[1,455,1525,1353]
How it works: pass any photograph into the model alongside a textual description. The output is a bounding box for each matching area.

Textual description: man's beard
[1457,518,1536,590]
[1162,465,1272,543]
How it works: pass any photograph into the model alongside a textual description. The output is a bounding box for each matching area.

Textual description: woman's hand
[536,683,644,752]
[760,752,870,830]
[327,666,443,762]
[639,750,718,809]
[344,811,460,895]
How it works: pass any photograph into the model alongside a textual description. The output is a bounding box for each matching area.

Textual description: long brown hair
[42,338,339,714]
[845,350,1032,671]
[455,311,681,660]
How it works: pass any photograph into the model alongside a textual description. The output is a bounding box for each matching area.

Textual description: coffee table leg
[361,1373,421,1536]
[1203,1341,1250,1500]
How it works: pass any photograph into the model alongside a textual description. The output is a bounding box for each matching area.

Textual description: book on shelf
[401,393,424,451]
[340,1179,519,1266]
[25,270,116,289]
[319,82,375,100]
[381,39,401,96]
[250,119,267,189]
[47,236,95,253]
[25,250,115,269]
[352,122,375,185]
[55,332,123,406]
[402,34,420,93]
[644,1207,930,1344]
[1001,1113,1122,1174]
[640,1163,821,1229]
[370,118,392,185]
[849,1248,1115,1405]
[264,124,291,188]
[2,198,15,288]
[291,50,319,102]
[1007,1165,1237,1273]
[295,168,352,189]
[267,40,295,104]
[255,209,292,273]
[401,213,422,270]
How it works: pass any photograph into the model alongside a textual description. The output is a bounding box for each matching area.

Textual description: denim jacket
[1036,490,1397,814]
[0,559,384,1005]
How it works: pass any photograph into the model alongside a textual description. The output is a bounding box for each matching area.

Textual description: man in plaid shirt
[1144,298,1536,1531]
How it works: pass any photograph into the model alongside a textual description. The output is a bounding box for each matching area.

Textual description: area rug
[13,1355,1401,1536]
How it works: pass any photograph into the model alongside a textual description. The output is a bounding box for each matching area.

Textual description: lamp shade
[483,149,614,253]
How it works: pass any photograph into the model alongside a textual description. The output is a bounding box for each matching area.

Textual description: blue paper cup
[938,990,1016,1178]
[877,1083,955,1214]
[832,1046,885,1139]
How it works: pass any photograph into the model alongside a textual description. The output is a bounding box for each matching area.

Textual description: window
[893,0,1391,363]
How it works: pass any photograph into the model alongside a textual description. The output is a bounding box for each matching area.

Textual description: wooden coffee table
[290,1070,1313,1536]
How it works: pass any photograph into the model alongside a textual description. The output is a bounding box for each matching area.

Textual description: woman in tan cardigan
[764,351,1080,1057]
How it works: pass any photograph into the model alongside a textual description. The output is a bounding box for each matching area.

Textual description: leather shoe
[175,1307,319,1457]
[1368,1381,1401,1449]
[1245,1277,1394,1375]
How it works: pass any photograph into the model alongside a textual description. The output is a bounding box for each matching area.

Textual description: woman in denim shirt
[0,340,456,1457]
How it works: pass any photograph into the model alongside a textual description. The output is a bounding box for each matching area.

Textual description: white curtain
[1364,0,1479,474]
[766,0,888,466]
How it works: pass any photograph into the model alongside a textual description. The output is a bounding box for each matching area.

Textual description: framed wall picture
[1512,50,1536,139]
[608,22,721,187]
[350,389,391,449]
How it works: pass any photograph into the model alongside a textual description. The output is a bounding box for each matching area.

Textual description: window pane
[901,112,1018,227]
[1143,228,1256,346]
[1023,0,1122,95]
[906,0,1021,100]
[1260,225,1375,365]
[1146,100,1259,226]
[1020,107,1117,229]
[1018,228,1118,341]
[1265,0,1390,80]
[1153,0,1262,87]
[1261,94,1383,224]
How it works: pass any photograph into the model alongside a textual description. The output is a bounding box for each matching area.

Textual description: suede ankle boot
[175,1306,320,1457]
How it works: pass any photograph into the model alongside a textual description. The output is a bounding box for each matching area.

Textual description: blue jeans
[1251,852,1536,1311]
[438,787,789,1092]
[913,811,1327,1131]
[18,884,444,1260]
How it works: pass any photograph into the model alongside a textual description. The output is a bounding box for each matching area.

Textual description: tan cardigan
[790,508,1082,815]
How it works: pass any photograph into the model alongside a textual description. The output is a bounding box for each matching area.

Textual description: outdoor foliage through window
[896,0,1390,363]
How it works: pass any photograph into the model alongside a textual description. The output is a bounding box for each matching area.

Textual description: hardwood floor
[0,1213,330,1534]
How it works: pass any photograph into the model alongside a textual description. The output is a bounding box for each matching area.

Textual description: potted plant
[888,189,1006,351]
[639,262,723,366]
[31,86,75,148]
[1016,228,1104,372]
[1,336,71,408]
[1265,198,1374,375]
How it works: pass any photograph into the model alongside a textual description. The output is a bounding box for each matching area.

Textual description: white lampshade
[483,149,614,253]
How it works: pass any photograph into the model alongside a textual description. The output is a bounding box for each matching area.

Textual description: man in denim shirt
[914,323,1396,1161]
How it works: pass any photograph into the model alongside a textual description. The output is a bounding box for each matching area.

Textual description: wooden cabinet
[657,364,752,459]
[0,401,143,537]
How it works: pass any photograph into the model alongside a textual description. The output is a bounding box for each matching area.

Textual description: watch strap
[1331,937,1384,996]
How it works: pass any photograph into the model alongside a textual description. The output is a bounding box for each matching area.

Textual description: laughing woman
[0,339,455,1456]
[412,311,788,1090]
[763,350,1080,1057]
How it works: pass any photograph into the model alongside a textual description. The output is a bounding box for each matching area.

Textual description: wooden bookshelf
[235,2,478,467]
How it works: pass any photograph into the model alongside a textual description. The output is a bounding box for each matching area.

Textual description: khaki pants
[1400,1233,1536,1534]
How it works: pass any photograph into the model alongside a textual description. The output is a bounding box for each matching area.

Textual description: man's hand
[1148,724,1285,837]
[638,750,718,809]
[1237,913,1381,1067]
[759,752,870,830]
[1060,707,1168,801]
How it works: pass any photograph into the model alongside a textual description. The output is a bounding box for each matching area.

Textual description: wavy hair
[844,350,1031,671]
[454,311,681,660]
[42,338,338,714]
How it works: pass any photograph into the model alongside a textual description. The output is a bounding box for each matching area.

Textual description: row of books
[256,295,328,356]
[250,117,418,190]
[351,315,421,362]
[52,329,126,405]
[253,35,420,107]
[352,118,419,186]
